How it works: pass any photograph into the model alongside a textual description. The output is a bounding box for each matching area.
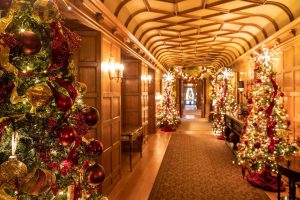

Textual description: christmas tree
[157,72,180,132]
[0,1,106,199]
[212,68,237,138]
[237,45,298,191]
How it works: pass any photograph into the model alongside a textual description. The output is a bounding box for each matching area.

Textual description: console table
[121,126,143,171]
[277,156,300,200]
[224,114,246,151]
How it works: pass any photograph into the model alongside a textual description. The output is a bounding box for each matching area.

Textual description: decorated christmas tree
[157,73,180,132]
[0,1,106,199]
[237,45,298,191]
[212,68,237,139]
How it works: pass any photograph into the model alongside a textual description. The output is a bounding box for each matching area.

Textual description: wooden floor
[108,132,171,200]
[108,110,299,200]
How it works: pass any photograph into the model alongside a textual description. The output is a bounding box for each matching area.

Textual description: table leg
[289,178,296,200]
[140,134,143,158]
[130,139,133,172]
[278,173,281,200]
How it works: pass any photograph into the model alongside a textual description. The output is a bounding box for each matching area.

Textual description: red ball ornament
[279,92,284,97]
[82,107,99,126]
[252,122,258,127]
[85,163,106,186]
[247,98,253,104]
[57,125,77,146]
[19,31,42,55]
[286,120,291,126]
[268,145,275,153]
[254,142,261,148]
[85,140,103,156]
[0,0,12,10]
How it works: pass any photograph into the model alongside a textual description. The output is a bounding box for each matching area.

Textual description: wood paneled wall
[122,59,150,138]
[232,35,300,140]
[122,59,142,126]
[74,32,121,193]
[141,63,149,137]
[148,68,156,134]
[101,36,122,192]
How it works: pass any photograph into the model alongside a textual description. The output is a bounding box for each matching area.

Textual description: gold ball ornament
[0,156,28,189]
[25,84,53,107]
[77,82,87,95]
[33,0,60,23]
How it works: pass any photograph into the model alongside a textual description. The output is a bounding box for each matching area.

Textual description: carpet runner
[149,134,270,200]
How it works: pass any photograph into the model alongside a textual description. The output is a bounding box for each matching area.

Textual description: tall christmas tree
[0,1,106,199]
[212,68,237,139]
[237,45,298,191]
[157,72,180,132]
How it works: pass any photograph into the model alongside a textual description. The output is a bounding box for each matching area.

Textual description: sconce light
[102,44,124,82]
[141,75,152,84]
[237,80,244,92]
[155,92,162,101]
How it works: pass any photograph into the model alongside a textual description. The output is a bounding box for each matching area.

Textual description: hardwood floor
[108,132,171,200]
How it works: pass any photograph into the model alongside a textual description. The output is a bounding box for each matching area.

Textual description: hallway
[108,113,270,200]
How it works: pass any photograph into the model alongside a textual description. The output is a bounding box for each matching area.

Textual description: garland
[172,66,211,82]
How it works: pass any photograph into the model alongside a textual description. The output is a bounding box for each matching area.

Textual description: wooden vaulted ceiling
[102,0,300,68]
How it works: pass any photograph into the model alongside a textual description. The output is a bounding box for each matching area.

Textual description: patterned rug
[149,134,270,200]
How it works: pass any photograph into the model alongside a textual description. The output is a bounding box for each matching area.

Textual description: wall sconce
[102,56,124,82]
[141,75,152,84]
[155,92,162,101]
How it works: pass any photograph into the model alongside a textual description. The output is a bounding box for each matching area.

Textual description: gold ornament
[25,84,53,107]
[0,188,15,200]
[33,0,60,23]
[77,82,87,95]
[0,156,28,190]
[22,168,56,196]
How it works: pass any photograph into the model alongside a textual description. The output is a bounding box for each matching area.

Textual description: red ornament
[255,79,262,84]
[254,142,261,148]
[82,107,99,126]
[285,120,291,126]
[85,140,103,156]
[268,145,275,153]
[19,31,42,55]
[0,0,11,10]
[247,98,253,104]
[85,163,106,186]
[279,92,284,97]
[47,82,73,111]
[252,122,258,127]
[57,125,77,146]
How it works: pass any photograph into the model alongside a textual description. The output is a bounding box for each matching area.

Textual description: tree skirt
[247,168,285,192]
[160,124,176,132]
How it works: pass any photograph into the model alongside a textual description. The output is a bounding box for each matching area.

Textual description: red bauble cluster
[85,163,105,186]
[57,124,77,146]
[19,31,42,55]
[82,107,99,126]
[85,140,103,156]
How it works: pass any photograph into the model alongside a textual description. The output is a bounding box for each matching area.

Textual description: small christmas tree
[237,45,298,191]
[157,73,180,131]
[0,1,106,199]
[212,68,237,139]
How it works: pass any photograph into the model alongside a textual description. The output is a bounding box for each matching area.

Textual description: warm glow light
[165,73,174,82]
[103,56,124,81]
